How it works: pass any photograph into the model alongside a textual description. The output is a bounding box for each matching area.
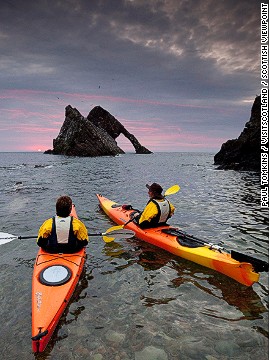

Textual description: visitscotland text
[261,3,269,208]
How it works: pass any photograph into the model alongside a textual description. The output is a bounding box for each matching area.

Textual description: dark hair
[146,183,163,195]
[146,183,164,200]
[56,196,72,217]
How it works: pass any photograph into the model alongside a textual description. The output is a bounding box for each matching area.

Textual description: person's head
[56,195,72,217]
[146,183,163,199]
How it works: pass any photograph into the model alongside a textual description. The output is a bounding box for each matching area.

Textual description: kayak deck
[31,205,86,353]
[32,249,86,352]
[96,194,260,287]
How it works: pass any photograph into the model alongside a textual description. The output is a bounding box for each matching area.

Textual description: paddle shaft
[2,230,134,241]
[15,233,120,239]
[123,217,137,227]
[18,236,37,240]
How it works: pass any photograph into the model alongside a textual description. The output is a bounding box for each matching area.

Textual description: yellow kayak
[97,194,268,286]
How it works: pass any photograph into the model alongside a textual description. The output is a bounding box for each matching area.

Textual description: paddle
[101,226,135,243]
[162,228,269,273]
[164,184,180,196]
[0,227,135,246]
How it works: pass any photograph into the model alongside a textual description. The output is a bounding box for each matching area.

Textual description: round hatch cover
[39,265,72,286]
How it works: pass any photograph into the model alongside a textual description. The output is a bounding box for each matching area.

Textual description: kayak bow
[96,194,266,287]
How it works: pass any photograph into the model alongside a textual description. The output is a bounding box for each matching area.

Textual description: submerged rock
[104,330,125,343]
[214,96,260,171]
[45,105,152,156]
[135,345,168,360]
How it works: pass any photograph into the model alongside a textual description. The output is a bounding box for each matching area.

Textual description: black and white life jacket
[46,216,78,249]
[150,198,171,224]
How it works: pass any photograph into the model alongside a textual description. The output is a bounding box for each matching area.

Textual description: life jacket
[46,216,78,252]
[150,198,171,225]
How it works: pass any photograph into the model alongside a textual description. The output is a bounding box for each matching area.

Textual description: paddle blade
[164,184,180,196]
[105,225,124,232]
[0,232,17,245]
[102,226,134,243]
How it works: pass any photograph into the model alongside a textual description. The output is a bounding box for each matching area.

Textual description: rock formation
[214,96,260,171]
[87,106,151,154]
[45,105,152,156]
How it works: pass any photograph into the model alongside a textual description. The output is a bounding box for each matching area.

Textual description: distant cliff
[214,96,260,171]
[45,105,152,156]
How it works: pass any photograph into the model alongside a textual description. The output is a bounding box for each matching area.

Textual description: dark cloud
[0,0,261,152]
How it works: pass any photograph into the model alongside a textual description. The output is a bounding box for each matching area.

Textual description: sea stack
[214,95,260,171]
[45,105,152,156]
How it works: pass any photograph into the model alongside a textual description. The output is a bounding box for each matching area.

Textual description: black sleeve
[137,220,151,229]
[37,237,48,248]
[77,239,88,248]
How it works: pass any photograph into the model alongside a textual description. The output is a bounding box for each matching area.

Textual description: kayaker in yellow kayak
[37,195,89,253]
[135,183,175,229]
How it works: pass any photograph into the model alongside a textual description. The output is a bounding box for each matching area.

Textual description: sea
[0,152,268,360]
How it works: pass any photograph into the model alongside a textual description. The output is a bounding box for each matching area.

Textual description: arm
[37,218,53,247]
[72,218,89,246]
[169,201,175,217]
[138,201,158,225]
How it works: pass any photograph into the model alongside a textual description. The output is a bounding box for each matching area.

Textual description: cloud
[0,0,261,152]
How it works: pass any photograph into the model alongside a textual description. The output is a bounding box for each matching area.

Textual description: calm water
[0,152,268,360]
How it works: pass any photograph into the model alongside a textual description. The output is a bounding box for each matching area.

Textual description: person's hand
[131,212,140,223]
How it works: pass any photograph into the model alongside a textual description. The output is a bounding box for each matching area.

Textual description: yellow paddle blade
[164,184,180,196]
[103,235,115,243]
[106,225,124,232]
[103,225,124,243]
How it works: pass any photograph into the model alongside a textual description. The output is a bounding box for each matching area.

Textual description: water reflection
[0,152,268,359]
[102,239,268,324]
[14,257,35,269]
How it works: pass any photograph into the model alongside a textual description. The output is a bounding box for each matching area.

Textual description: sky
[0,0,262,153]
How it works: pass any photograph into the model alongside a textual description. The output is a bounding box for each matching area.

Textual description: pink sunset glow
[0,87,252,153]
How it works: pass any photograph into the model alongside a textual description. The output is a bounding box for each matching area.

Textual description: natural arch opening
[116,133,136,153]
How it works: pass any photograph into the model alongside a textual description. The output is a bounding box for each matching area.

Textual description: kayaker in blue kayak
[135,183,175,229]
[37,195,89,253]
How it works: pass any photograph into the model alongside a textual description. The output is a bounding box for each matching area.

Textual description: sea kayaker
[37,195,88,253]
[134,183,175,229]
